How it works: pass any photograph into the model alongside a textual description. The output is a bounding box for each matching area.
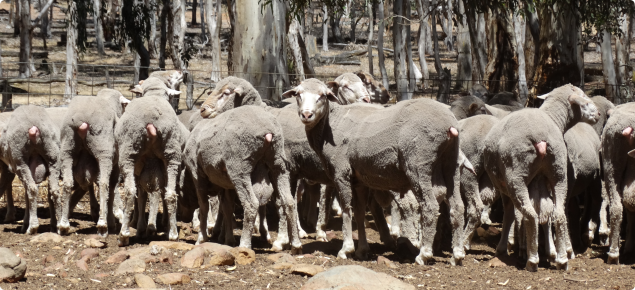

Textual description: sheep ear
[233,87,243,96]
[355,72,370,84]
[568,94,589,106]
[129,85,143,94]
[628,149,635,158]
[138,80,144,85]
[537,93,549,99]
[458,151,476,175]
[327,81,340,96]
[469,103,480,114]
[281,89,298,99]
[167,89,182,96]
[326,91,339,103]
[607,109,614,117]
[119,95,130,104]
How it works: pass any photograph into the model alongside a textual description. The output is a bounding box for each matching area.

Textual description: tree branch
[31,0,55,26]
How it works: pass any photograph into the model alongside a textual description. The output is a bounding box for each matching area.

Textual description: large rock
[208,249,235,266]
[134,273,157,288]
[267,253,296,264]
[301,265,415,290]
[80,249,100,261]
[157,273,190,285]
[180,247,205,268]
[84,238,106,248]
[105,250,130,264]
[229,247,255,265]
[291,264,324,277]
[115,258,146,275]
[30,233,65,243]
[0,248,26,282]
[195,242,232,255]
[149,241,194,251]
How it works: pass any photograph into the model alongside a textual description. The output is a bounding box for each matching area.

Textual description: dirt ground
[0,202,632,290]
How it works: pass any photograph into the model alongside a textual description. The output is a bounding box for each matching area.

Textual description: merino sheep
[115,77,185,246]
[451,96,487,120]
[354,71,391,104]
[0,105,62,234]
[327,73,371,104]
[482,84,598,271]
[57,89,130,236]
[0,113,16,222]
[183,105,302,252]
[284,78,465,265]
[600,102,635,264]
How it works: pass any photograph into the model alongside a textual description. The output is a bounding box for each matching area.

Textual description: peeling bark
[455,0,471,90]
[377,0,389,89]
[513,11,529,103]
[367,1,374,76]
[601,30,617,102]
[416,0,429,89]
[207,0,222,82]
[615,13,632,102]
[524,2,539,83]
[464,0,486,81]
[440,0,453,51]
[159,2,168,69]
[393,0,411,101]
[289,18,306,81]
[94,0,105,54]
[484,9,518,93]
[65,0,78,101]
[147,0,158,58]
[322,4,328,51]
[431,0,449,103]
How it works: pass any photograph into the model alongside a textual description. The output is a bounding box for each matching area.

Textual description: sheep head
[282,79,337,126]
[327,73,371,104]
[538,84,599,127]
[355,71,391,104]
[200,76,260,119]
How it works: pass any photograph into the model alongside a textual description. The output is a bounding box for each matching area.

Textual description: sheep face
[282,80,338,125]
[567,89,599,125]
[328,73,371,104]
[200,85,244,119]
[167,70,185,89]
[355,71,391,104]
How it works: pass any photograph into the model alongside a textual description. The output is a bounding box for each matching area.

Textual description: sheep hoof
[567,250,575,260]
[97,221,109,237]
[525,261,538,272]
[450,256,463,266]
[299,229,308,239]
[118,236,129,247]
[556,260,569,271]
[315,231,328,242]
[289,247,303,255]
[607,254,620,264]
[24,225,39,235]
[599,236,609,247]
[4,211,16,223]
[337,250,349,260]
[57,224,70,236]
[355,248,369,260]
[169,230,179,241]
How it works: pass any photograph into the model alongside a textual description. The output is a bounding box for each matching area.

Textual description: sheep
[147,70,184,90]
[482,84,599,271]
[354,70,391,104]
[0,113,16,223]
[56,89,130,236]
[600,102,635,264]
[0,105,62,234]
[469,83,490,102]
[284,78,465,265]
[326,73,371,104]
[450,96,487,120]
[484,104,512,119]
[200,76,263,119]
[183,105,302,253]
[115,77,185,246]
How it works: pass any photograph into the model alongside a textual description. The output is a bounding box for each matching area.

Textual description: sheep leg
[162,159,180,241]
[625,210,635,258]
[146,189,161,236]
[192,208,201,231]
[88,186,100,223]
[542,219,556,262]
[258,205,272,243]
[292,179,308,238]
[352,185,370,260]
[567,196,582,254]
[307,183,320,229]
[605,161,624,264]
[136,188,148,238]
[90,159,112,236]
[508,178,540,271]
[523,215,539,272]
[446,163,466,266]
[515,208,526,260]
[582,178,602,246]
[58,153,75,235]
[408,168,438,265]
[118,165,137,246]
[113,184,124,223]
[161,195,169,231]
[549,178,570,270]
[0,166,16,223]
[332,197,343,217]
[269,159,302,254]
[598,180,611,247]
[333,178,355,259]
[496,194,515,257]
[369,193,395,248]
[194,171,212,244]
[208,195,219,235]
[390,199,401,239]
[222,189,239,246]
[272,196,289,251]
[14,162,39,235]
[315,184,333,242]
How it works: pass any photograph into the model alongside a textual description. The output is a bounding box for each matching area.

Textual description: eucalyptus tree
[17,0,54,78]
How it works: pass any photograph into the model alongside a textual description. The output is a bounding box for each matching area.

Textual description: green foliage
[115,0,152,53]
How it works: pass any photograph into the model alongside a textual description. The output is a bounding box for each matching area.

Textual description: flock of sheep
[0,68,633,272]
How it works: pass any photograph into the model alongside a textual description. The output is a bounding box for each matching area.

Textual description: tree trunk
[207,0,221,82]
[615,13,632,102]
[289,18,306,81]
[533,3,583,94]
[159,2,168,69]
[192,0,197,25]
[322,4,328,51]
[463,1,486,81]
[422,1,432,55]
[134,52,141,85]
[377,0,389,89]
[431,0,450,103]
[93,0,105,54]
[147,0,158,58]
[349,4,356,42]
[39,0,51,38]
[440,0,453,51]
[170,0,186,69]
[484,9,518,93]
[18,0,32,78]
[13,0,20,37]
[513,11,529,104]
[393,0,411,101]
[416,0,430,89]
[455,0,471,90]
[306,2,314,36]
[65,0,78,101]
[524,1,539,83]
[229,0,288,99]
[601,30,617,102]
[199,0,205,37]
[367,1,374,76]
[330,11,343,43]
[103,0,116,41]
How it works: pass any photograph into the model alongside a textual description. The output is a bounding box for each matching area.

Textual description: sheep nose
[302,112,313,120]
[363,97,370,103]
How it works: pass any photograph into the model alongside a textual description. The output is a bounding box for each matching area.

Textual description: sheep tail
[28,126,40,143]
[265,133,273,143]
[534,141,547,160]
[448,127,458,138]
[78,122,89,139]
[623,127,633,145]
[147,124,157,143]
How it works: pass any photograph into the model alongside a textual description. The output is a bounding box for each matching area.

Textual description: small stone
[180,247,206,268]
[30,233,65,243]
[52,246,62,250]
[125,277,132,284]
[43,262,63,272]
[105,251,130,264]
[134,273,157,288]
[272,262,294,270]
[0,247,27,282]
[95,273,110,278]
[476,227,488,238]
[268,253,296,264]
[76,259,89,271]
[115,258,146,275]
[230,247,256,265]
[487,257,507,268]
[149,241,194,251]
[325,231,337,241]
[377,256,398,269]
[302,254,315,259]
[352,232,359,240]
[59,270,68,278]
[14,251,24,258]
[157,273,190,285]
[290,264,324,277]
[208,249,235,266]
[81,249,100,261]
[85,238,106,248]
[488,226,501,236]
[44,255,55,264]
